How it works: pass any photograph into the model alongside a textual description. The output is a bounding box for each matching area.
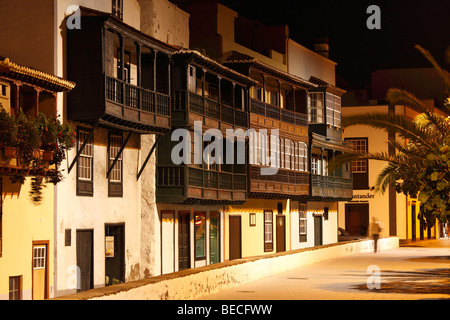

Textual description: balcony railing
[174,91,249,128]
[250,166,309,185]
[106,75,170,117]
[311,174,353,198]
[157,165,246,192]
[250,98,307,126]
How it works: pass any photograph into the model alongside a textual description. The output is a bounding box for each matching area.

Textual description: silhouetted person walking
[369,217,383,252]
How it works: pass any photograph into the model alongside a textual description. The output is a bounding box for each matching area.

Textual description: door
[229,216,241,260]
[345,204,370,235]
[32,242,48,300]
[276,215,286,252]
[105,224,125,286]
[210,212,220,264]
[314,215,323,246]
[76,230,93,292]
[178,212,190,271]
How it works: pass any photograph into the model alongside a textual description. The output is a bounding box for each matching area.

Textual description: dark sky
[220,0,449,89]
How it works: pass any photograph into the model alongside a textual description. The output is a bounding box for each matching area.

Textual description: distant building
[339,68,450,243]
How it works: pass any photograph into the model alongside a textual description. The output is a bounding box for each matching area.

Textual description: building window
[347,139,367,173]
[9,276,21,300]
[112,0,123,20]
[299,203,307,242]
[108,133,123,197]
[264,210,273,252]
[297,142,308,172]
[346,138,369,189]
[308,92,324,124]
[77,128,94,196]
[194,212,206,260]
[326,93,341,127]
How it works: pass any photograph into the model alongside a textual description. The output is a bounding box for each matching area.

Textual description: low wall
[53,237,399,300]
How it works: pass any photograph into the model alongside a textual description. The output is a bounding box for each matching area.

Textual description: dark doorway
[178,212,190,271]
[76,230,93,292]
[276,215,286,252]
[411,203,417,242]
[345,203,370,235]
[105,224,125,286]
[229,216,242,260]
[314,215,323,246]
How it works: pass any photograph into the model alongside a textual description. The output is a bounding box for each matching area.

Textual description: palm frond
[328,151,394,173]
[375,163,399,194]
[415,45,450,97]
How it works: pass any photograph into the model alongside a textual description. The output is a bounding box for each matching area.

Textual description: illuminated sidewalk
[198,239,450,300]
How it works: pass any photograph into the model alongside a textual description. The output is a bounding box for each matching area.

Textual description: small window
[9,276,21,300]
[77,128,94,196]
[108,133,123,197]
[33,246,46,270]
[299,203,307,242]
[194,212,206,260]
[264,210,273,252]
[112,0,123,20]
[308,92,324,124]
[348,139,367,173]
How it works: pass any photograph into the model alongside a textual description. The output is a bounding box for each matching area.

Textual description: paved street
[198,239,450,300]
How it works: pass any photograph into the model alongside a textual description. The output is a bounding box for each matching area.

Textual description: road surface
[197,239,450,300]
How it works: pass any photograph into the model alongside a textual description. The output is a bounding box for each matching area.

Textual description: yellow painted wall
[0,177,54,300]
[223,199,290,259]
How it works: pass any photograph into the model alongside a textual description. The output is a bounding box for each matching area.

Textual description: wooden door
[105,224,125,286]
[229,216,241,260]
[276,215,286,252]
[314,215,323,246]
[178,212,190,271]
[32,242,48,300]
[345,204,369,235]
[76,230,93,292]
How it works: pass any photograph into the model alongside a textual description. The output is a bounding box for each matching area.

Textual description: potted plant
[0,108,18,159]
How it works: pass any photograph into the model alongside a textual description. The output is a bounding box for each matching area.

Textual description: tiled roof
[0,57,76,91]
[174,49,258,86]
[224,51,317,90]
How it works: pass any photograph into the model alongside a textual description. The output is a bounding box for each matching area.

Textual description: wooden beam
[137,135,161,180]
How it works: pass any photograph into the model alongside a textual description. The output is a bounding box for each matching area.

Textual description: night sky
[220,0,449,89]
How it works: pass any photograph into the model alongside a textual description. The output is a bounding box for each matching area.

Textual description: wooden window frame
[76,127,94,197]
[264,210,273,252]
[112,0,123,20]
[108,132,123,198]
[345,137,369,190]
[299,203,307,242]
[9,276,22,300]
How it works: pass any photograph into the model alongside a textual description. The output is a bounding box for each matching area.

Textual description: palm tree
[329,45,450,225]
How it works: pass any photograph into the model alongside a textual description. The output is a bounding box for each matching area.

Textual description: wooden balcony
[249,98,308,138]
[310,174,353,201]
[172,90,248,130]
[156,165,247,205]
[249,165,309,199]
[104,76,171,132]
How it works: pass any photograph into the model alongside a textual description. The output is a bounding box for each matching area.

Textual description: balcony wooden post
[153,50,158,113]
[35,88,40,117]
[262,74,266,103]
